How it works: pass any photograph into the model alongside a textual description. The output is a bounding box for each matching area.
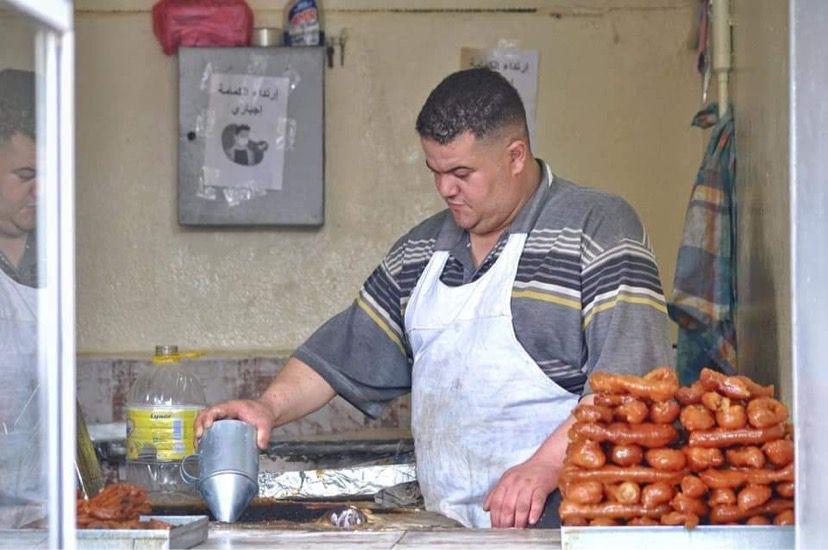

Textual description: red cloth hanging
[152,0,253,55]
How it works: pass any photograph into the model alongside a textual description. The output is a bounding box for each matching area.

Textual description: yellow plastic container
[125,345,206,497]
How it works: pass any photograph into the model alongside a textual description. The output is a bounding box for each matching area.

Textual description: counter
[202,526,562,549]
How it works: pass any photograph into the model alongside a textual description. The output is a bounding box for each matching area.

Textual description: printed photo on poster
[203,73,290,191]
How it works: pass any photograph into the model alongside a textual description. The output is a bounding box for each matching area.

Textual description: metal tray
[0,515,208,549]
[562,525,794,549]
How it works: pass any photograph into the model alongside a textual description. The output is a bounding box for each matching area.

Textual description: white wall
[73,0,703,353]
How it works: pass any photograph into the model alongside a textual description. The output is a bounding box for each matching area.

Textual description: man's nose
[435,175,459,198]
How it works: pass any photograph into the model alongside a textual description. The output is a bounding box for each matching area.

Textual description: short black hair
[0,69,35,145]
[235,124,251,134]
[416,68,528,145]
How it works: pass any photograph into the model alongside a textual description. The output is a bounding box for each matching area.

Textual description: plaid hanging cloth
[668,103,737,385]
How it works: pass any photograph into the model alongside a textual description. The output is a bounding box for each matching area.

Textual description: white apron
[404,179,578,528]
[0,266,43,527]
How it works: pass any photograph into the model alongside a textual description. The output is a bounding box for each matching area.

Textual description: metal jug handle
[180,453,201,485]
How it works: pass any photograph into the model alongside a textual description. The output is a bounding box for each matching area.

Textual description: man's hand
[194,399,277,450]
[483,456,559,528]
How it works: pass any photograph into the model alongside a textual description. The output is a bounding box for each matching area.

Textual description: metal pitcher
[181,419,259,522]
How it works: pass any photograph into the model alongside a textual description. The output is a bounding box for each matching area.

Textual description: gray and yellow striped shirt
[294,162,673,418]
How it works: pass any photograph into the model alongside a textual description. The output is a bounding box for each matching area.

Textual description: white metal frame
[791,2,828,548]
[5,0,75,548]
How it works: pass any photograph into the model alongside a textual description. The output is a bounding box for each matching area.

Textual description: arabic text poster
[460,48,539,145]
[203,73,290,191]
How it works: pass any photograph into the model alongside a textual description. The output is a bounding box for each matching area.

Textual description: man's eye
[454,171,470,178]
[13,168,36,181]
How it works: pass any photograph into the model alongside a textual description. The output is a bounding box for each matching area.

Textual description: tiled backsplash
[77,354,410,437]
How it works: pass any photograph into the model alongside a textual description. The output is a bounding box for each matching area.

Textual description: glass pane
[0,2,47,537]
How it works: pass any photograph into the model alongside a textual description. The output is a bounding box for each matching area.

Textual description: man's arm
[195,231,423,448]
[579,200,673,395]
[483,395,594,528]
[195,357,336,449]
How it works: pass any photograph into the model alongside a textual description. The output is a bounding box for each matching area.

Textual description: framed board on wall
[178,47,324,226]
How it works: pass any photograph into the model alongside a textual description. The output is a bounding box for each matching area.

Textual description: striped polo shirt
[294,161,673,418]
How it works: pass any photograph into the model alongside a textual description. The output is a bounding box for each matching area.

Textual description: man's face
[421,131,518,236]
[235,130,250,148]
[0,133,36,238]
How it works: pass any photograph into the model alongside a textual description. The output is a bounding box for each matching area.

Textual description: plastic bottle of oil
[125,345,206,498]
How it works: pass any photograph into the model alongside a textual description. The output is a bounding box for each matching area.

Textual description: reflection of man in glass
[0,72,36,287]
[229,124,268,166]
[0,68,42,529]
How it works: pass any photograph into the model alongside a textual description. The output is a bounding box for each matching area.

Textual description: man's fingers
[488,485,506,527]
[483,484,497,511]
[528,488,547,526]
[494,482,518,528]
[192,399,275,450]
[513,487,533,529]
[499,492,517,529]
[255,418,272,450]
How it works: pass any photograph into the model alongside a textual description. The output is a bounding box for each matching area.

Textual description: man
[0,70,36,289]
[229,124,267,166]
[0,68,42,529]
[196,69,672,528]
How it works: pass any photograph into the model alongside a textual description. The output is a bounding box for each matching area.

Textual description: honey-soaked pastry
[680,405,715,431]
[746,515,771,525]
[610,444,644,467]
[590,517,620,526]
[571,421,678,448]
[737,484,772,512]
[680,475,708,499]
[605,481,641,505]
[716,402,748,430]
[747,397,789,429]
[650,399,681,424]
[676,381,705,406]
[762,439,794,467]
[709,499,793,524]
[615,399,649,424]
[560,465,685,486]
[669,492,708,516]
[661,511,700,529]
[775,481,795,499]
[573,404,614,423]
[563,480,604,505]
[640,482,676,508]
[684,446,724,472]
[688,423,786,448]
[701,391,723,412]
[699,368,751,400]
[645,448,686,472]
[774,509,795,526]
[725,446,766,469]
[559,501,672,521]
[590,367,679,403]
[709,488,737,506]
[628,516,660,526]
[699,463,793,489]
[568,438,607,470]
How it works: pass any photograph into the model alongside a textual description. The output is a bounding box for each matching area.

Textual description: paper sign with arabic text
[203,73,289,191]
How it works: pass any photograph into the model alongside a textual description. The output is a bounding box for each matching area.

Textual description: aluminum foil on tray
[258,463,416,500]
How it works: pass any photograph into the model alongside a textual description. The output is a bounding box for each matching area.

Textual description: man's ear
[507,139,529,176]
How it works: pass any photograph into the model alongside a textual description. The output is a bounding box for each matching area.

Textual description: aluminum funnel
[199,472,258,523]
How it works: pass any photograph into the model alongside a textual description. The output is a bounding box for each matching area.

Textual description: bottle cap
[155,345,179,356]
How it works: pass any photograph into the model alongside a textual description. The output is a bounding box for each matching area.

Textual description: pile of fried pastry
[77,483,170,530]
[559,367,794,528]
